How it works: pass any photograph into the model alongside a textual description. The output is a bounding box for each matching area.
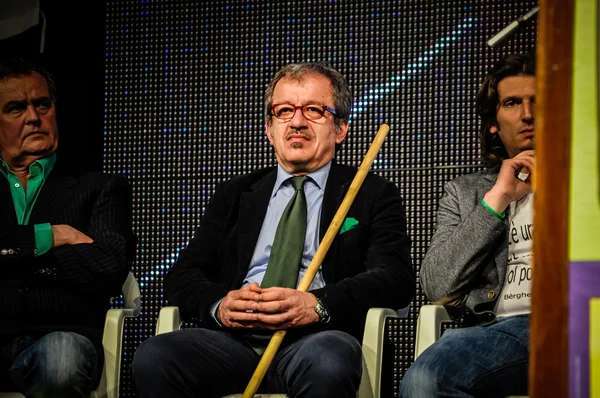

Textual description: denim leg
[400,314,529,398]
[270,330,362,398]
[131,328,262,398]
[8,332,99,398]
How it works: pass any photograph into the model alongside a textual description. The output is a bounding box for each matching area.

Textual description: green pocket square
[340,217,359,234]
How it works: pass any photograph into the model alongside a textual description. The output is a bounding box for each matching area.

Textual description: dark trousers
[132,328,362,398]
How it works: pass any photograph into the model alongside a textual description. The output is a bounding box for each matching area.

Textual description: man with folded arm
[0,58,136,397]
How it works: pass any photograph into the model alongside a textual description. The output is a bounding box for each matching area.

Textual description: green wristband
[480,198,506,220]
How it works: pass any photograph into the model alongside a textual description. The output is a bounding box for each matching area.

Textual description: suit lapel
[319,164,352,281]
[481,171,510,282]
[0,175,17,224]
[237,171,277,273]
[29,171,78,224]
[481,172,498,187]
[320,164,351,241]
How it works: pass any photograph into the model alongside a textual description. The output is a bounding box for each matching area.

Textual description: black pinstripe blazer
[0,168,136,346]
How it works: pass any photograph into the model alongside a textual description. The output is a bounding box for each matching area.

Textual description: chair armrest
[414,304,451,360]
[359,307,399,398]
[156,306,181,335]
[100,306,139,398]
[93,271,141,398]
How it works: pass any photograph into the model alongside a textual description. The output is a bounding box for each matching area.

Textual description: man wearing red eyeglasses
[133,62,414,398]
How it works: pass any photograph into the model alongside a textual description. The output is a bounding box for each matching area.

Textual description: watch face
[315,299,330,323]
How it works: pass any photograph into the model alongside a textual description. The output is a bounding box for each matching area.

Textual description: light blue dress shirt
[243,161,329,290]
[210,162,331,323]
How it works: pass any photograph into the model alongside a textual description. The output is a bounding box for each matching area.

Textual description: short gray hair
[264,62,352,132]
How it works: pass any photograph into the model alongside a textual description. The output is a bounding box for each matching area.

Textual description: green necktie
[261,176,308,288]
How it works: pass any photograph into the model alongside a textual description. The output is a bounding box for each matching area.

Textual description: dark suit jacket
[165,162,414,341]
[0,169,136,348]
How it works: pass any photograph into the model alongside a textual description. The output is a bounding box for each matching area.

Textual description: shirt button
[34,249,38,255]
[488,291,496,300]
[14,183,20,188]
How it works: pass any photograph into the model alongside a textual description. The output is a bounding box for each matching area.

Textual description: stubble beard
[522,136,535,151]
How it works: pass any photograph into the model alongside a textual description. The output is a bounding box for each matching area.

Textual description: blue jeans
[400,314,529,398]
[1,332,100,397]
[132,328,362,398]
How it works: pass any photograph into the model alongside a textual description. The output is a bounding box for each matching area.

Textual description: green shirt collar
[0,153,56,181]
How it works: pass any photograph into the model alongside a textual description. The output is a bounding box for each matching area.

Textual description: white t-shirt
[494,192,533,318]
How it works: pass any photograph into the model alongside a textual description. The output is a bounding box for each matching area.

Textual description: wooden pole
[531,1,573,397]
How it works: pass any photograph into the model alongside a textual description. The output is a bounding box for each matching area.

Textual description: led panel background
[103,1,537,396]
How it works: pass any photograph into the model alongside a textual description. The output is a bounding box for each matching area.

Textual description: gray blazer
[421,169,510,320]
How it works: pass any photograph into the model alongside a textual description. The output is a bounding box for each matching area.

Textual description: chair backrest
[122,272,141,315]
[396,305,410,318]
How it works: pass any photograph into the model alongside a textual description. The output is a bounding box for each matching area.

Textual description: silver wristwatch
[314,297,330,323]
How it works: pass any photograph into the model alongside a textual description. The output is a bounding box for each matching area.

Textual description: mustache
[285,128,311,140]
[25,130,49,138]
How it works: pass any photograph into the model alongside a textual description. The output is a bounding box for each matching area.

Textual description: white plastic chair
[414,304,451,360]
[156,306,408,398]
[0,272,141,398]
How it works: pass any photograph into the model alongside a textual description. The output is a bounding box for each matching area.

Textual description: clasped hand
[217,282,319,330]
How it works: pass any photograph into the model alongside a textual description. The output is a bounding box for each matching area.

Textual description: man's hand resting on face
[483,150,535,214]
